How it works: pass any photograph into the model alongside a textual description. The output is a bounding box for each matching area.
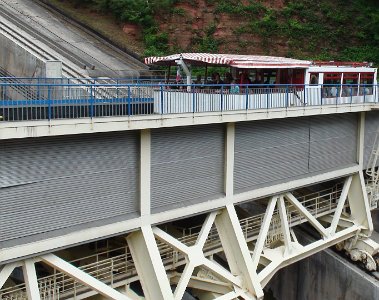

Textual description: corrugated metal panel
[234,118,309,192]
[309,114,357,172]
[151,124,224,213]
[0,132,139,243]
[364,111,379,168]
[234,114,358,193]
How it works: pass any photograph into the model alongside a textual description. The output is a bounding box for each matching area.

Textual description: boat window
[342,73,359,96]
[309,73,319,85]
[359,73,374,95]
[323,73,341,97]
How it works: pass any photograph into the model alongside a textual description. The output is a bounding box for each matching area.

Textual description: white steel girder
[0,172,373,300]
[125,172,372,299]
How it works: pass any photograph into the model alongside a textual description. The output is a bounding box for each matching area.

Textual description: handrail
[0,83,377,122]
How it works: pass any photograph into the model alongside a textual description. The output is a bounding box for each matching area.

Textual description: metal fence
[0,81,377,121]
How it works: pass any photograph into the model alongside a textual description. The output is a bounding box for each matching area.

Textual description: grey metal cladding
[234,118,309,192]
[364,111,379,168]
[309,114,357,172]
[234,114,358,193]
[0,131,139,242]
[151,124,224,213]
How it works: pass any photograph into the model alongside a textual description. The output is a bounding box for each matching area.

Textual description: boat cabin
[145,53,377,113]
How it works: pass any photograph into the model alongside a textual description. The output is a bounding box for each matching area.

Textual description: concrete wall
[0,33,45,78]
[267,248,379,300]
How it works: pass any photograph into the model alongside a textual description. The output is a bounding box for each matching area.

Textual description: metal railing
[0,184,349,299]
[0,82,377,121]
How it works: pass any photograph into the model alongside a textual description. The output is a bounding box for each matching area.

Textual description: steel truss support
[2,173,374,299]
[124,172,373,299]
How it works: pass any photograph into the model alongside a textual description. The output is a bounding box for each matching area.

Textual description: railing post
[286,85,289,107]
[266,86,269,108]
[336,85,340,106]
[90,84,94,118]
[192,84,196,113]
[160,84,164,114]
[220,85,224,112]
[303,85,306,106]
[363,84,366,103]
[245,85,249,110]
[128,85,131,116]
[350,86,353,104]
[47,85,52,121]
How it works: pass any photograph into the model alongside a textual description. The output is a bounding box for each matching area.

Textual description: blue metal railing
[0,82,377,121]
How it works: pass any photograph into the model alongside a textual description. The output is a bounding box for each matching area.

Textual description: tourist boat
[145,53,378,114]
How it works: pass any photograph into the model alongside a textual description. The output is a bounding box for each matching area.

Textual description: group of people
[193,71,263,94]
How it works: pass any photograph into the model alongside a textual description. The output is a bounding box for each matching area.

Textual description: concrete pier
[267,242,379,300]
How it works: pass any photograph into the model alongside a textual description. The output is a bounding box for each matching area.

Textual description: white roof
[145,53,312,68]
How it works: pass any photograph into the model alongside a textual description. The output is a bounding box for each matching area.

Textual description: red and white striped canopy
[145,53,311,68]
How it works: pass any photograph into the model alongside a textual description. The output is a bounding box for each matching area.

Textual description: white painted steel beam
[357,112,366,167]
[278,196,292,255]
[40,254,131,300]
[0,262,17,289]
[258,225,360,287]
[215,205,263,299]
[224,123,235,198]
[284,192,328,237]
[127,226,173,300]
[251,197,278,271]
[140,129,151,216]
[22,260,41,300]
[348,172,373,233]
[329,176,352,235]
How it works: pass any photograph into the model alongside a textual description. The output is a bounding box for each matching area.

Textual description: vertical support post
[225,123,235,198]
[23,260,41,300]
[357,112,366,167]
[140,129,151,217]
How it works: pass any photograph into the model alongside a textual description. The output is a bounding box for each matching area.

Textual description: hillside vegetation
[46,0,379,64]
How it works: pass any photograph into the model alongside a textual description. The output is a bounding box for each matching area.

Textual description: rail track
[0,0,148,78]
